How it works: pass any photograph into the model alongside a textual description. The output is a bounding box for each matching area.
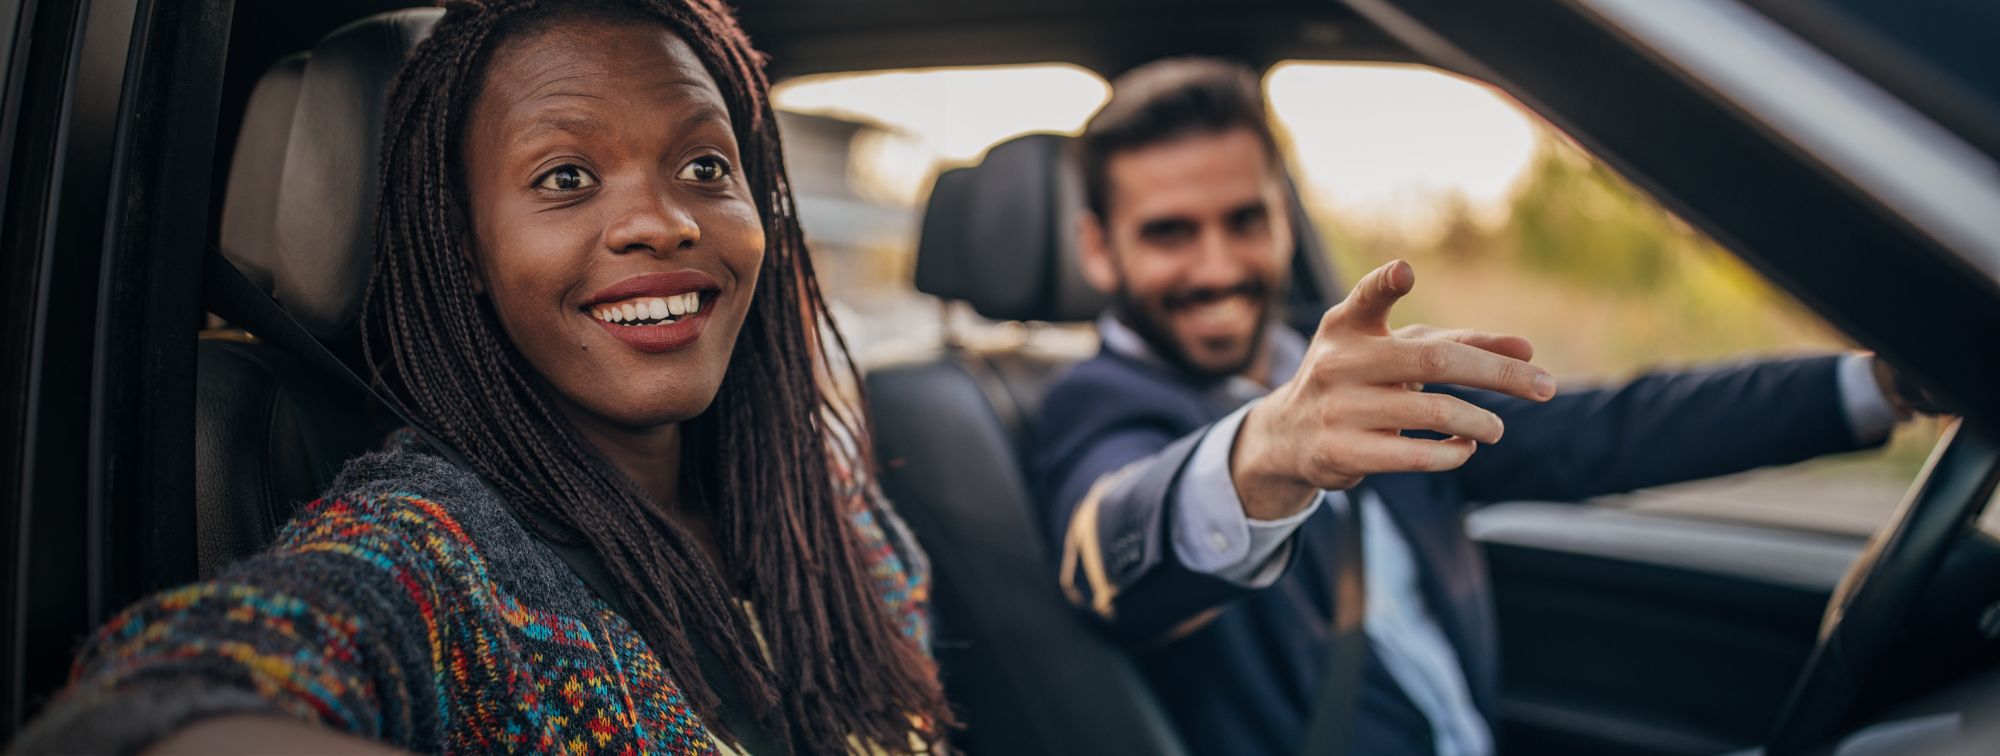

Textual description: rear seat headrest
[913,131,1341,331]
[914,134,1109,323]
[274,8,443,344]
[220,52,309,292]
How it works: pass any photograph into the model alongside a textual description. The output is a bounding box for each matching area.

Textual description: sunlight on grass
[1300,130,1943,515]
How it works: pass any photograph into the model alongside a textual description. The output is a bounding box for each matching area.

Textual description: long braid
[361,1,952,752]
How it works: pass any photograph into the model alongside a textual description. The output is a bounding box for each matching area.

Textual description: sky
[773,61,1544,228]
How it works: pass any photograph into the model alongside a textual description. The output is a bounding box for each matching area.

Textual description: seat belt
[1298,490,1369,756]
[200,247,634,614]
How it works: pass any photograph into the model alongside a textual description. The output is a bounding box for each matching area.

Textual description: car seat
[193,9,441,576]
[866,132,1339,753]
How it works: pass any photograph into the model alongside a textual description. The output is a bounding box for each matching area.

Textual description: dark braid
[362,1,951,751]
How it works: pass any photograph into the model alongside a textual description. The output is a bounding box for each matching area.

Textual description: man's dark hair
[1079,57,1282,219]
[367,1,949,752]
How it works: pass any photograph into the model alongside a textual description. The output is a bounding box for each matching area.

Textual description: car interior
[4,1,1999,754]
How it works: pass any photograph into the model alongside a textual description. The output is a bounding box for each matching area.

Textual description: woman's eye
[677,155,732,183]
[536,165,598,192]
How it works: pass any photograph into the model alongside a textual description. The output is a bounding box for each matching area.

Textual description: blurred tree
[1506,135,1685,291]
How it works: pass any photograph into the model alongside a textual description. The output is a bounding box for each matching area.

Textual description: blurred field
[1305,133,1944,535]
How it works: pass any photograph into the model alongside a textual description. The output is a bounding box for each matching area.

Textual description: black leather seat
[217,52,306,293]
[194,9,441,576]
[866,132,1339,753]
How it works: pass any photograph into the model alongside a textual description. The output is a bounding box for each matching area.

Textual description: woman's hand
[146,715,407,755]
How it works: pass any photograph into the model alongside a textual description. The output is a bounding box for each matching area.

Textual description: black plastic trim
[87,0,231,622]
[2,0,141,732]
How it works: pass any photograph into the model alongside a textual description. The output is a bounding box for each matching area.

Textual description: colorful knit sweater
[12,448,931,754]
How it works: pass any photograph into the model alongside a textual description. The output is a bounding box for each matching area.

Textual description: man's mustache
[1161,280,1270,310]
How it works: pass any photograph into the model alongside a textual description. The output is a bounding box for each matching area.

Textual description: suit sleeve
[1034,381,1289,647]
[1449,354,1875,503]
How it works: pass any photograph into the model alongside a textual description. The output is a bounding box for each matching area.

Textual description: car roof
[735,0,1418,79]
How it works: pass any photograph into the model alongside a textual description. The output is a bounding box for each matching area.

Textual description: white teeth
[1188,296,1252,327]
[590,293,704,324]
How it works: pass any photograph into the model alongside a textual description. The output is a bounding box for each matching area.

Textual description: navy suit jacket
[1031,349,1870,756]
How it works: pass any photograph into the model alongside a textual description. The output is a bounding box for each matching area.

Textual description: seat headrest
[219,52,309,292]
[273,8,442,343]
[914,133,1109,323]
[915,132,1340,328]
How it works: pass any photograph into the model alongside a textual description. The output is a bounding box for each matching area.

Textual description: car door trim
[1572,0,2000,282]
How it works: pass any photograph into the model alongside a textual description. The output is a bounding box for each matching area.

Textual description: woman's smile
[580,270,722,353]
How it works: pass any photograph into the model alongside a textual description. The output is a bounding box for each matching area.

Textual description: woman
[12,0,950,752]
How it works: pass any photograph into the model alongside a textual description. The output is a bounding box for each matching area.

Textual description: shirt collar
[1096,311,1308,410]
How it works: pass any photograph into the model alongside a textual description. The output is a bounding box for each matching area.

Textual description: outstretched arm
[1044,261,1555,645]
[11,490,455,754]
[1449,354,1888,503]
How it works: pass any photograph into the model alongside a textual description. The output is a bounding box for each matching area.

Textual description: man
[1031,58,1919,756]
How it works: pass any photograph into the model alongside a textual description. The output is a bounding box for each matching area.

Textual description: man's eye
[677,155,732,183]
[536,165,598,192]
[1232,208,1269,234]
[1140,221,1196,245]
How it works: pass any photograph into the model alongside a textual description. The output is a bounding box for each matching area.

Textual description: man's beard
[1113,277,1276,383]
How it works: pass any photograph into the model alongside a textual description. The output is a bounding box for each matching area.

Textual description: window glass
[772,64,1109,352]
[772,59,1942,536]
[1265,61,1942,535]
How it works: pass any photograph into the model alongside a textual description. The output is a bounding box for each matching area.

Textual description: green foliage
[1507,137,1690,291]
[1306,132,1941,496]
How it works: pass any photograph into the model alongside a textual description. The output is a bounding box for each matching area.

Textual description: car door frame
[1345,0,2000,430]
[2,0,230,733]
[1342,0,2000,750]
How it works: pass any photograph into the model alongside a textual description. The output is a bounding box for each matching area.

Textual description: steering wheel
[1765,420,2000,754]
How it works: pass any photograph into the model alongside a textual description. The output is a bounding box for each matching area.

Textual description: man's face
[1080,127,1293,380]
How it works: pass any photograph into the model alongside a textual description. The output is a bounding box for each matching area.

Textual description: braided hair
[361,1,950,751]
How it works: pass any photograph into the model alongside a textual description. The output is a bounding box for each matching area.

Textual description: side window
[1264,61,1945,536]
[772,65,1109,354]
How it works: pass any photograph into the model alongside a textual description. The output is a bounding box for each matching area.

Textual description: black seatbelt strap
[200,247,630,614]
[1299,489,1369,756]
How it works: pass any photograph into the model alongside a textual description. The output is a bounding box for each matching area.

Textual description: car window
[773,59,1942,538]
[1265,60,1944,537]
[772,64,1108,354]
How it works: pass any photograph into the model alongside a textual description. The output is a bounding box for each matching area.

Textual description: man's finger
[1341,434,1479,475]
[1324,260,1414,336]
[1365,338,1558,401]
[1355,391,1505,445]
[1430,329,1535,362]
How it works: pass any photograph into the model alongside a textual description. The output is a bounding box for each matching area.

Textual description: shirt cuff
[1838,353,1899,446]
[1170,401,1324,586]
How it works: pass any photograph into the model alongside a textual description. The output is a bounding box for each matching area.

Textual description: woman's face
[462,18,764,434]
